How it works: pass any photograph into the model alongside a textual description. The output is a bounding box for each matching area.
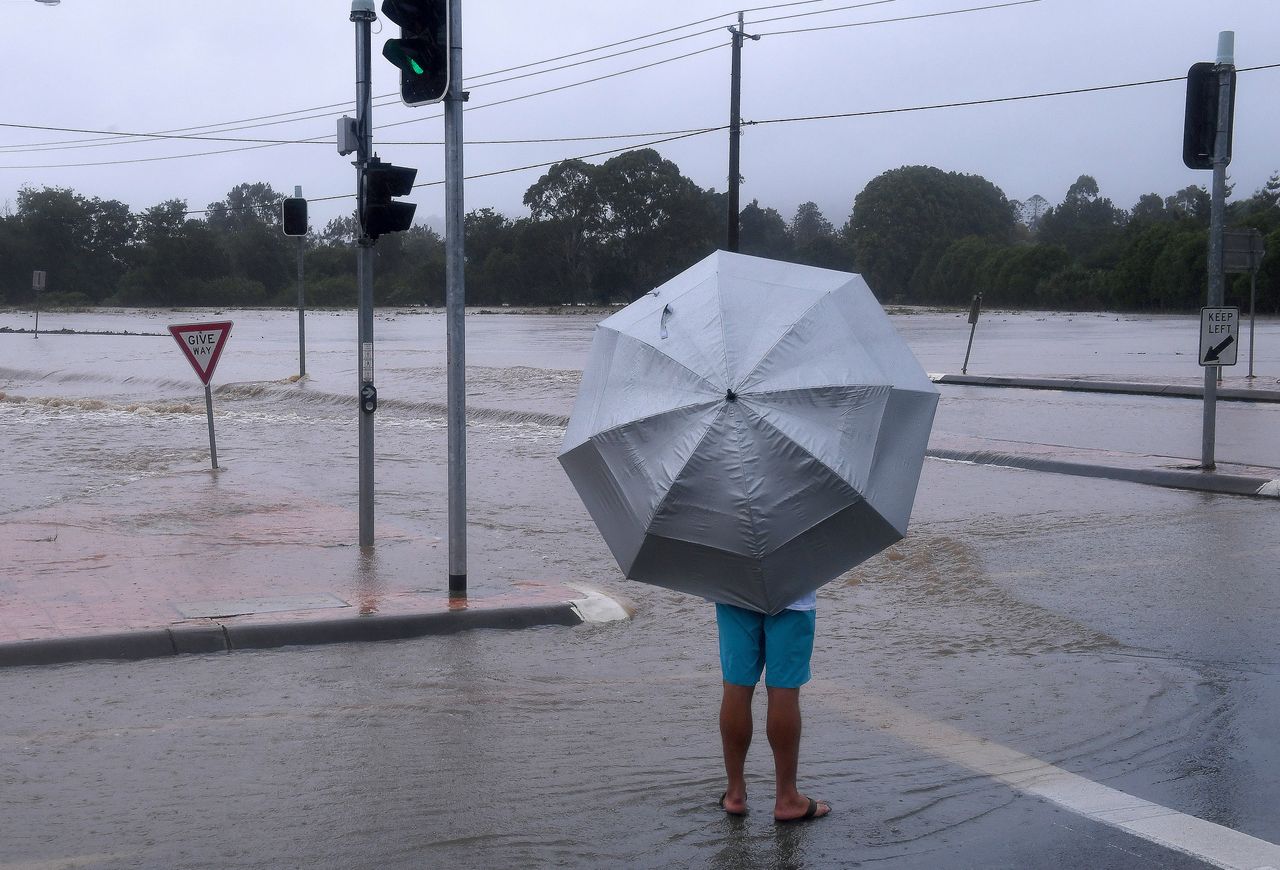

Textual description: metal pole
[204,383,218,470]
[727,13,744,252]
[353,0,376,546]
[33,289,39,339]
[445,0,467,595]
[1247,267,1257,378]
[295,184,307,379]
[962,293,982,374]
[1201,32,1233,470]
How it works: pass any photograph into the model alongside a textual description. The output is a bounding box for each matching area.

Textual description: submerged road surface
[1,461,1276,869]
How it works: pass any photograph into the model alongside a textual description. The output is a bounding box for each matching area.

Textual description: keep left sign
[169,320,233,385]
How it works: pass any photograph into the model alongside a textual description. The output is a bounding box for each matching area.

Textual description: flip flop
[774,797,830,824]
[718,791,748,817]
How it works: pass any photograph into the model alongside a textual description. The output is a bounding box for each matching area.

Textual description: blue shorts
[716,603,816,689]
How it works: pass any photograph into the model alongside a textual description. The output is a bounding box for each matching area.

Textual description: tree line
[1,149,1277,313]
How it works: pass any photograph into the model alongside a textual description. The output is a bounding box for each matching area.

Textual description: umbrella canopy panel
[561,251,938,613]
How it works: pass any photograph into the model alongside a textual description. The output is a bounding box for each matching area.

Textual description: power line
[5,61,1277,175]
[0,0,880,153]
[253,63,1280,210]
[16,60,1280,223]
[756,0,1039,35]
[0,43,728,168]
[0,0,1032,168]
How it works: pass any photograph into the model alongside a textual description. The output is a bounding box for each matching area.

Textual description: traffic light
[1183,62,1235,170]
[281,197,308,236]
[381,0,449,106]
[360,157,418,239]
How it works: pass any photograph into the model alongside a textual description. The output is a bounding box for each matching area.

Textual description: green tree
[1038,175,1126,265]
[845,165,1015,301]
[7,186,137,303]
[739,200,792,260]
[523,158,602,303]
[592,148,717,300]
[1130,193,1170,225]
[1164,185,1211,223]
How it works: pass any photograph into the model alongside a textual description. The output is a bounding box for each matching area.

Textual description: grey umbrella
[559,251,938,614]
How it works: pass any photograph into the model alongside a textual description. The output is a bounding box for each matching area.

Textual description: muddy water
[1,307,1278,867]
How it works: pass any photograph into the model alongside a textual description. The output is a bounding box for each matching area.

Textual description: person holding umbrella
[716,588,830,822]
[558,252,938,824]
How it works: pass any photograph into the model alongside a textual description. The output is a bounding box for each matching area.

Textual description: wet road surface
[1,463,1276,869]
[2,308,1277,868]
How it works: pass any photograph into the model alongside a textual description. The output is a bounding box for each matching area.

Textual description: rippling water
[2,306,1278,867]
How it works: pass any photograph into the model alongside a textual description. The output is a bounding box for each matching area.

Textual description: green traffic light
[410,59,423,75]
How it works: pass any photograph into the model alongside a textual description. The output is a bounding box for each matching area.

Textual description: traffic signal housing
[1183,62,1235,170]
[381,0,449,106]
[281,197,308,236]
[361,157,418,239]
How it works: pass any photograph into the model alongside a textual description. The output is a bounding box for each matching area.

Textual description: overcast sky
[2,0,1277,233]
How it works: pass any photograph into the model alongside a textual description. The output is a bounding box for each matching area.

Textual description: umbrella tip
[726,389,738,402]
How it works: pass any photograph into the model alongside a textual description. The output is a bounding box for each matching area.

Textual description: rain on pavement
[1,308,1277,868]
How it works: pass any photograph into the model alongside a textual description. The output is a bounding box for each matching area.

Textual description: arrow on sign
[169,321,233,384]
[1204,334,1234,363]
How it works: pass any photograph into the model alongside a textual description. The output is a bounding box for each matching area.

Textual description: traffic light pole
[444,0,467,595]
[353,0,377,546]
[294,185,307,379]
[1201,32,1234,470]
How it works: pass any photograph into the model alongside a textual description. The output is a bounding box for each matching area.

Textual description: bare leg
[719,681,754,814]
[767,685,829,820]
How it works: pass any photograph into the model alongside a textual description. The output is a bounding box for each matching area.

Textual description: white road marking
[811,679,1280,870]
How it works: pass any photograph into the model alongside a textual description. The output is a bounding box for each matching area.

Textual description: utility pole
[726,12,759,252]
[353,0,377,546]
[444,0,467,596]
[1201,31,1234,470]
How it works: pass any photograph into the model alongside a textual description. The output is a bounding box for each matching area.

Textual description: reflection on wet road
[1,308,1277,867]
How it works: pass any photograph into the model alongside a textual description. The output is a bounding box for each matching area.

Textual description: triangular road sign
[169,321,233,385]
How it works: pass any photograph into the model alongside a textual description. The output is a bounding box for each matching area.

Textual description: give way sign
[169,321,233,384]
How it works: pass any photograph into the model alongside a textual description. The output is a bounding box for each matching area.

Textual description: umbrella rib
[585,398,720,443]
[644,404,728,528]
[741,402,867,513]
[732,291,834,388]
[726,407,767,561]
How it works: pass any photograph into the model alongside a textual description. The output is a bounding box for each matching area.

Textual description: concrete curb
[0,586,631,670]
[932,374,1280,403]
[927,448,1280,498]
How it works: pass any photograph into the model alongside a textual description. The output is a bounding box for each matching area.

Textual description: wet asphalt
[1,456,1276,869]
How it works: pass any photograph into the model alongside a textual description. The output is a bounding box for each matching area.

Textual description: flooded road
[1,306,1278,868]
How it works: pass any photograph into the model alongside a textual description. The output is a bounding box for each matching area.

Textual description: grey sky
[2,0,1277,232]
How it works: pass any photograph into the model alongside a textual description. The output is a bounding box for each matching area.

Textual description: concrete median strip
[927,448,1280,498]
[812,679,1280,870]
[932,373,1280,404]
[0,585,630,669]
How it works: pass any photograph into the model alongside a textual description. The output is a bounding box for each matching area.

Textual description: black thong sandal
[774,797,830,824]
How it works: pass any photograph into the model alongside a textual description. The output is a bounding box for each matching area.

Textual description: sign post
[31,270,45,339]
[961,292,982,374]
[1224,228,1266,378]
[1184,32,1236,469]
[168,321,233,470]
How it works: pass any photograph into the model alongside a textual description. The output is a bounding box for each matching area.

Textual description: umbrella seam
[740,402,871,518]
[726,404,768,562]
[733,288,838,389]
[583,399,721,443]
[602,325,722,395]
[644,404,730,529]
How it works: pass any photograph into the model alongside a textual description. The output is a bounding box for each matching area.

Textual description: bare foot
[718,790,748,816]
[774,796,830,823]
